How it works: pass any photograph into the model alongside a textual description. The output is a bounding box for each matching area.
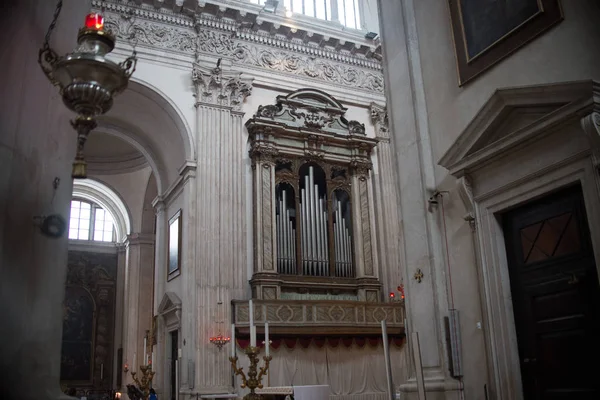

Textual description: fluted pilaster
[123,233,155,386]
[192,60,252,393]
[370,104,404,295]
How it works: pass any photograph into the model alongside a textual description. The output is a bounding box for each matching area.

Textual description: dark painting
[448,0,563,85]
[460,0,541,59]
[61,250,117,385]
[61,287,94,381]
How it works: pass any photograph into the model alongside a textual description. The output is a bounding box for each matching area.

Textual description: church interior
[1,1,599,400]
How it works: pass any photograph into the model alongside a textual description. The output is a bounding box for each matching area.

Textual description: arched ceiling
[85,132,147,175]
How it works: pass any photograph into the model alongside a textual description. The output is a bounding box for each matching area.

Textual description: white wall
[377,0,600,398]
[95,166,153,234]
[0,1,91,399]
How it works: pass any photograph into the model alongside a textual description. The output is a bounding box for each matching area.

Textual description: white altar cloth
[256,385,330,400]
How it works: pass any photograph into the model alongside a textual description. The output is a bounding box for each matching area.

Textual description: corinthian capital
[369,102,389,139]
[192,61,253,110]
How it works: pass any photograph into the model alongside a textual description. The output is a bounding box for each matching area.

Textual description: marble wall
[377,0,600,399]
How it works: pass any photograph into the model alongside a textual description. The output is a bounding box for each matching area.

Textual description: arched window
[250,0,362,29]
[69,199,116,242]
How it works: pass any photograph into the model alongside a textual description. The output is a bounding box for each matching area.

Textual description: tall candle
[133,352,137,372]
[265,322,270,357]
[143,338,147,365]
[249,300,254,328]
[231,324,236,358]
[100,363,104,380]
[250,325,256,347]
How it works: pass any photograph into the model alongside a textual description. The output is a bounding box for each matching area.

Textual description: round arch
[72,179,132,243]
[94,78,195,195]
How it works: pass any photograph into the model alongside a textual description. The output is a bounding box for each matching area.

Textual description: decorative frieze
[233,299,405,334]
[95,0,384,94]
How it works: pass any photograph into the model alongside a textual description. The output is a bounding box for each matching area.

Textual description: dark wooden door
[503,185,600,399]
[170,330,178,400]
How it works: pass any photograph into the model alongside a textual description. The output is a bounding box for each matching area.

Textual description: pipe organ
[276,166,354,278]
[276,189,297,275]
[300,166,330,276]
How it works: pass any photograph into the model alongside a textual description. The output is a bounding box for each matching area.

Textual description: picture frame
[167,209,182,280]
[448,0,563,86]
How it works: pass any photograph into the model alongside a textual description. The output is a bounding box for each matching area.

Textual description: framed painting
[168,209,182,280]
[448,0,563,85]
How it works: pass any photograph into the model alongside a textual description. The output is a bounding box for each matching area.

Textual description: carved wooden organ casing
[246,89,382,302]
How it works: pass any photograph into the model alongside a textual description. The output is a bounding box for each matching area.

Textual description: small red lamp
[210,334,231,350]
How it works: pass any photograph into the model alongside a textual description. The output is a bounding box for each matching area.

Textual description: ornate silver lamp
[39,1,137,179]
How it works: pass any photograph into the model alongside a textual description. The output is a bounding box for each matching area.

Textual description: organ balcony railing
[232,299,405,336]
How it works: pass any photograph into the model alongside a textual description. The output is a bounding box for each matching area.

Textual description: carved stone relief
[262,165,274,271]
[96,2,384,94]
[359,179,374,276]
[369,103,389,139]
[192,63,253,110]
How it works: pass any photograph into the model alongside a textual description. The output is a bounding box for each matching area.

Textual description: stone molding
[456,175,476,229]
[192,62,253,109]
[581,111,600,153]
[96,0,384,94]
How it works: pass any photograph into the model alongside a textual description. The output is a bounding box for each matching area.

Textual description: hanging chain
[41,0,64,53]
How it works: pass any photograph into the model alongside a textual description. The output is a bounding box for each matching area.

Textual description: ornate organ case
[246,88,382,303]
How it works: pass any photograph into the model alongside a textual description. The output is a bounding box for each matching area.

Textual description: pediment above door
[439,80,598,177]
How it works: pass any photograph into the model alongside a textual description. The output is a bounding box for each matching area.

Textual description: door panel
[503,185,600,400]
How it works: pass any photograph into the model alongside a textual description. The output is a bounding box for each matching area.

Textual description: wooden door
[503,185,600,399]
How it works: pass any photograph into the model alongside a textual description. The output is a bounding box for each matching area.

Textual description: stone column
[377,0,460,397]
[191,59,252,395]
[152,199,167,393]
[369,104,404,297]
[114,244,127,389]
[122,233,155,385]
[0,2,90,400]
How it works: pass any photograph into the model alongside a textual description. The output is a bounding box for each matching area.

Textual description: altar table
[256,385,330,400]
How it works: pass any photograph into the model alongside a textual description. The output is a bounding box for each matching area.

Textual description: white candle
[100,363,103,380]
[249,300,254,328]
[250,325,256,347]
[231,324,236,358]
[143,338,147,365]
[133,352,137,372]
[265,322,270,357]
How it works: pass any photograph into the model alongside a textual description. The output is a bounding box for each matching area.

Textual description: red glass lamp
[210,333,231,350]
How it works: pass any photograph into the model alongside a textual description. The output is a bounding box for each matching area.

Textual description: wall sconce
[38,1,137,179]
[210,333,231,350]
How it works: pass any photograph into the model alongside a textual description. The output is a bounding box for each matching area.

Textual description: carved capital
[350,158,373,180]
[581,111,600,150]
[369,103,389,139]
[249,140,279,165]
[192,62,253,110]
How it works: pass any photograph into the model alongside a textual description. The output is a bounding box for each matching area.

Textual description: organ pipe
[333,198,353,277]
[277,167,353,278]
[276,188,296,274]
